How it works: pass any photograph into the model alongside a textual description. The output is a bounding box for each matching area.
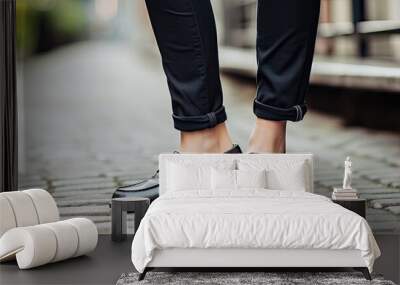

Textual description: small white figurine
[343,156,352,190]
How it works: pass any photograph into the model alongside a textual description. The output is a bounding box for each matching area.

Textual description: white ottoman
[0,189,98,269]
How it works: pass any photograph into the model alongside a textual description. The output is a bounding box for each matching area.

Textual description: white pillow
[167,160,235,192]
[236,169,267,189]
[211,168,236,190]
[211,168,267,191]
[167,162,209,191]
[238,159,308,191]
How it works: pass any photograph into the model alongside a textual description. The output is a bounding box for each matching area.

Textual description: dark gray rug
[116,272,396,285]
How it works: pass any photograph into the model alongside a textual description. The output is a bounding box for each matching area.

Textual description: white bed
[131,154,380,280]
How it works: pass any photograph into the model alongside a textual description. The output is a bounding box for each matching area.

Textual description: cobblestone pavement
[19,41,400,234]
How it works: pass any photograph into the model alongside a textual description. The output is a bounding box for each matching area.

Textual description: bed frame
[138,154,371,281]
[139,248,370,280]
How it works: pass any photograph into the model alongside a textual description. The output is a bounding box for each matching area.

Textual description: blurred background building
[217,0,400,59]
[16,0,400,135]
[17,0,400,57]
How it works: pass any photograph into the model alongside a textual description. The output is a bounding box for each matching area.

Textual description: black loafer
[224,144,242,153]
[174,145,242,154]
[111,169,159,203]
[111,145,242,204]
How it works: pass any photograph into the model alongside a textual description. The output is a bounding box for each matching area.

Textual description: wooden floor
[1,234,398,284]
[0,235,133,285]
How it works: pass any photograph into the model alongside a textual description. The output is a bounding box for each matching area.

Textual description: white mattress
[131,190,380,273]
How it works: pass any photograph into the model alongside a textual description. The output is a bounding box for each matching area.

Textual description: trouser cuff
[172,106,227,132]
[254,99,307,122]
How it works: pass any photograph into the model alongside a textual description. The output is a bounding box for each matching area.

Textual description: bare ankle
[180,122,233,153]
[247,118,286,153]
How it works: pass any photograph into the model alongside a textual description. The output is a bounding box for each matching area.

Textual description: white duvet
[131,190,380,273]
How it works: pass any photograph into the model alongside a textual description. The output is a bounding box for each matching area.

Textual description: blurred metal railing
[220,0,400,58]
[218,0,400,92]
[318,0,400,57]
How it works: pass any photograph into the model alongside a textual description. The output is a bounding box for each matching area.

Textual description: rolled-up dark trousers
[145,0,320,131]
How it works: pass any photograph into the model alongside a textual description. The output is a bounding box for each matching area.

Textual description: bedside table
[111,197,150,242]
[332,198,366,218]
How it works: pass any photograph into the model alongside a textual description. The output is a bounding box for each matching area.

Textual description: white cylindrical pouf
[0,196,17,237]
[23,189,59,223]
[0,219,97,269]
[43,222,79,262]
[0,226,57,269]
[1,192,39,227]
[65,218,98,257]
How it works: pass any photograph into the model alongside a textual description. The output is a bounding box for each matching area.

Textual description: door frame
[0,0,18,192]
